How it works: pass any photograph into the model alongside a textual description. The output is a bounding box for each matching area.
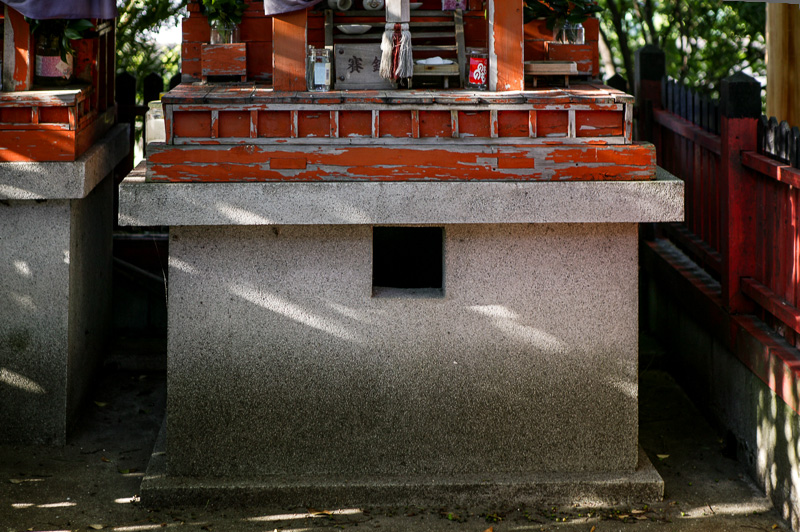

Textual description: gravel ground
[0,335,790,532]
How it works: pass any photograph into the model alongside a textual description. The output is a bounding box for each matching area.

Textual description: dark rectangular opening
[372,227,443,297]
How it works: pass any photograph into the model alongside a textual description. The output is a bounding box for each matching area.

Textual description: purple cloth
[4,0,117,19]
[263,0,324,16]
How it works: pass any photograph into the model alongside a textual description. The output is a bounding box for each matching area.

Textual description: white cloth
[263,0,324,16]
[3,0,117,19]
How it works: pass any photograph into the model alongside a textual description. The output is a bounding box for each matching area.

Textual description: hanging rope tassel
[380,22,413,81]
[394,24,413,79]
[379,23,395,80]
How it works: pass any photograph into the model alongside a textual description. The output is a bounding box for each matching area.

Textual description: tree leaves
[200,0,247,26]
[597,0,765,92]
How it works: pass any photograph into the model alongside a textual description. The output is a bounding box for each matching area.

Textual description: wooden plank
[250,110,258,138]
[273,10,308,91]
[720,113,760,313]
[742,278,800,336]
[742,151,800,189]
[546,43,593,74]
[202,44,248,77]
[146,141,656,182]
[653,108,722,155]
[524,61,578,75]
[489,0,523,91]
[4,7,32,91]
[0,130,76,161]
[330,110,339,138]
[662,222,723,275]
[454,9,467,87]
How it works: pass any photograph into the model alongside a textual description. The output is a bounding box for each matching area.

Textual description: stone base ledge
[120,166,683,227]
[0,124,129,200]
[141,423,664,509]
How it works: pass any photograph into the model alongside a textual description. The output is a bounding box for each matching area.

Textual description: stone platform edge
[119,165,683,227]
[140,422,664,509]
[0,124,130,200]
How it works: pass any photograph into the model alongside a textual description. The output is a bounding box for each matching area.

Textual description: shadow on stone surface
[0,334,790,531]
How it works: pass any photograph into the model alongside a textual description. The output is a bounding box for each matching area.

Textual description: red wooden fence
[638,53,800,351]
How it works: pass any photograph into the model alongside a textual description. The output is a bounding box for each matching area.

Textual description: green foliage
[524,0,602,29]
[26,18,95,61]
[200,0,248,26]
[116,0,188,102]
[597,0,765,94]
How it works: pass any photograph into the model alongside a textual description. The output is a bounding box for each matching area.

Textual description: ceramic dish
[410,2,423,8]
[337,24,372,34]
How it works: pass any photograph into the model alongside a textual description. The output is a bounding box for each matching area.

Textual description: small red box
[202,43,248,79]
[546,43,593,74]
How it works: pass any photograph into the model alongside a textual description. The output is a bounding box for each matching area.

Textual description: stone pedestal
[119,168,682,505]
[0,125,128,445]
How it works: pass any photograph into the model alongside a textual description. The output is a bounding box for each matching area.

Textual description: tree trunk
[766,3,800,125]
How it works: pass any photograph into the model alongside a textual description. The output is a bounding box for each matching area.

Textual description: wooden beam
[4,6,32,91]
[766,4,800,126]
[741,278,800,337]
[488,0,523,91]
[273,10,308,92]
[386,0,410,24]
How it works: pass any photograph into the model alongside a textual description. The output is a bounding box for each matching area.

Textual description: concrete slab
[120,167,682,507]
[163,223,640,479]
[141,420,664,507]
[118,166,683,226]
[0,125,127,444]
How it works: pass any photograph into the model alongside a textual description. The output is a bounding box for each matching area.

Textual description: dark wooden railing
[651,79,723,275]
[637,47,800,351]
[114,70,181,177]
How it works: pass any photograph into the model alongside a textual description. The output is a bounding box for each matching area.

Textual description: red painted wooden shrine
[0,7,116,162]
[150,0,654,183]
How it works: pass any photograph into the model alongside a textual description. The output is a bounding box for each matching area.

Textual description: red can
[466,48,488,90]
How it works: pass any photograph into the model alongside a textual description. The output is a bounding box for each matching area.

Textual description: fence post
[719,72,761,313]
[634,44,665,143]
[606,73,628,94]
[115,71,137,177]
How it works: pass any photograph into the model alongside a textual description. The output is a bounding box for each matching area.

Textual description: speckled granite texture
[165,223,639,477]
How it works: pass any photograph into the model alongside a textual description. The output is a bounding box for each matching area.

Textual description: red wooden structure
[638,51,800,415]
[0,7,116,162]
[150,0,648,183]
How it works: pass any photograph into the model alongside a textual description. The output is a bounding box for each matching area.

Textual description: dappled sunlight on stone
[113,525,178,532]
[13,261,31,277]
[246,508,362,522]
[0,368,46,394]
[469,304,568,353]
[31,501,77,509]
[228,282,363,343]
[114,496,141,504]
[683,500,773,517]
[215,202,276,225]
[9,292,36,311]
[167,257,197,274]
[326,300,388,324]
[606,375,637,400]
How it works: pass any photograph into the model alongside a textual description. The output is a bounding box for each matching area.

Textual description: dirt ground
[0,335,791,532]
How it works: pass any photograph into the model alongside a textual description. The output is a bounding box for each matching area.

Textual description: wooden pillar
[488,0,523,91]
[634,44,664,143]
[766,3,800,126]
[3,6,32,91]
[272,10,308,92]
[719,72,762,314]
[386,0,410,25]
